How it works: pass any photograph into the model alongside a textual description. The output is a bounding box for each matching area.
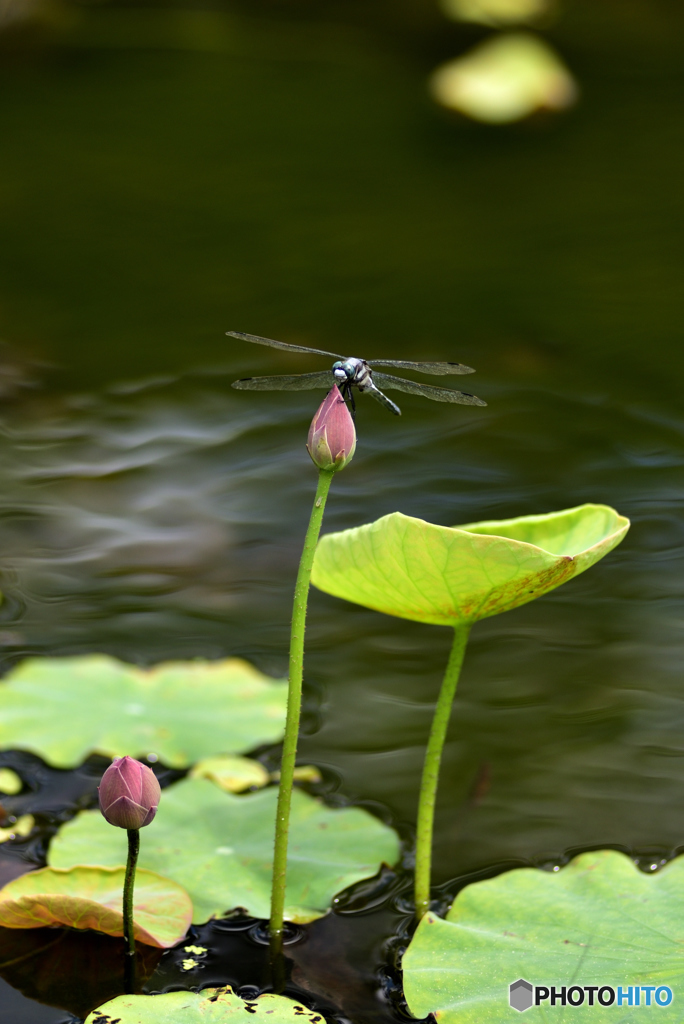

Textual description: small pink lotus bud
[306,386,356,472]
[98,756,161,830]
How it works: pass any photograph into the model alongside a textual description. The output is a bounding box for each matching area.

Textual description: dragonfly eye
[332,365,348,381]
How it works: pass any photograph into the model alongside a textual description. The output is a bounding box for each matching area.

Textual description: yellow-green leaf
[85,987,326,1024]
[189,755,270,792]
[0,814,34,843]
[0,768,22,795]
[0,865,192,947]
[312,504,628,626]
[51,778,400,924]
[403,850,684,1023]
[429,32,577,124]
[440,0,552,28]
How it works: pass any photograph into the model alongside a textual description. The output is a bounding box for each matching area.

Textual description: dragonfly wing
[363,381,401,416]
[231,371,335,391]
[372,372,487,406]
[227,331,345,360]
[367,359,475,375]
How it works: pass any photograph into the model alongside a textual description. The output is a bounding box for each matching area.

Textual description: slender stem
[270,468,335,960]
[414,624,471,920]
[123,828,140,994]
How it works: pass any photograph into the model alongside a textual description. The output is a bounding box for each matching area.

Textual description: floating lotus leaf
[288,765,323,784]
[84,987,325,1024]
[189,755,270,792]
[51,778,400,923]
[312,504,629,627]
[0,814,34,843]
[0,768,22,794]
[0,655,287,768]
[0,865,192,948]
[403,850,684,1023]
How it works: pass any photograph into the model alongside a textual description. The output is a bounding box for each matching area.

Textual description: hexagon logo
[509,978,534,1012]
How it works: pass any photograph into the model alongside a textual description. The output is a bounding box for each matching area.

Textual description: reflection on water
[0,373,683,882]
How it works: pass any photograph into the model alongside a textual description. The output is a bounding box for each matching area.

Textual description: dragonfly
[227,331,486,416]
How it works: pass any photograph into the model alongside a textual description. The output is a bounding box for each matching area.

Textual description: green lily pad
[0,655,287,768]
[403,850,684,1023]
[51,778,400,923]
[0,768,22,794]
[0,814,34,843]
[312,504,629,626]
[286,765,324,784]
[84,987,325,1024]
[189,755,270,793]
[0,865,192,948]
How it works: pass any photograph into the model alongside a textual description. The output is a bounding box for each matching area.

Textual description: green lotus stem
[123,827,139,993]
[270,468,335,957]
[414,623,471,919]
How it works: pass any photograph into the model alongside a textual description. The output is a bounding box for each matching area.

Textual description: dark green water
[1,1,684,1018]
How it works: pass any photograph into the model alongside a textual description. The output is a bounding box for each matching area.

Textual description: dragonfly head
[332,361,353,382]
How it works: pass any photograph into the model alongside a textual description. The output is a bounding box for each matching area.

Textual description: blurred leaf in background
[439,0,554,28]
[430,32,577,122]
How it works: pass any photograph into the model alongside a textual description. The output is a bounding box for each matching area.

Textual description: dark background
[1,2,684,1015]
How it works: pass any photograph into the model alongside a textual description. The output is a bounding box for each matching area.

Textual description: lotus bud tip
[98,755,161,830]
[306,385,356,472]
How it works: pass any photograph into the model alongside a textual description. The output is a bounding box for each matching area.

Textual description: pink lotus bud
[306,386,356,472]
[98,756,161,830]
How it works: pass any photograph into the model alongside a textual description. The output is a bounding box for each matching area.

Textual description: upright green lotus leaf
[0,865,192,948]
[84,987,325,1024]
[312,504,629,626]
[51,777,400,923]
[403,850,684,1023]
[0,655,287,768]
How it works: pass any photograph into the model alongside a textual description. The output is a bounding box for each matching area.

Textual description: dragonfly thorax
[332,358,372,388]
[227,331,486,417]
